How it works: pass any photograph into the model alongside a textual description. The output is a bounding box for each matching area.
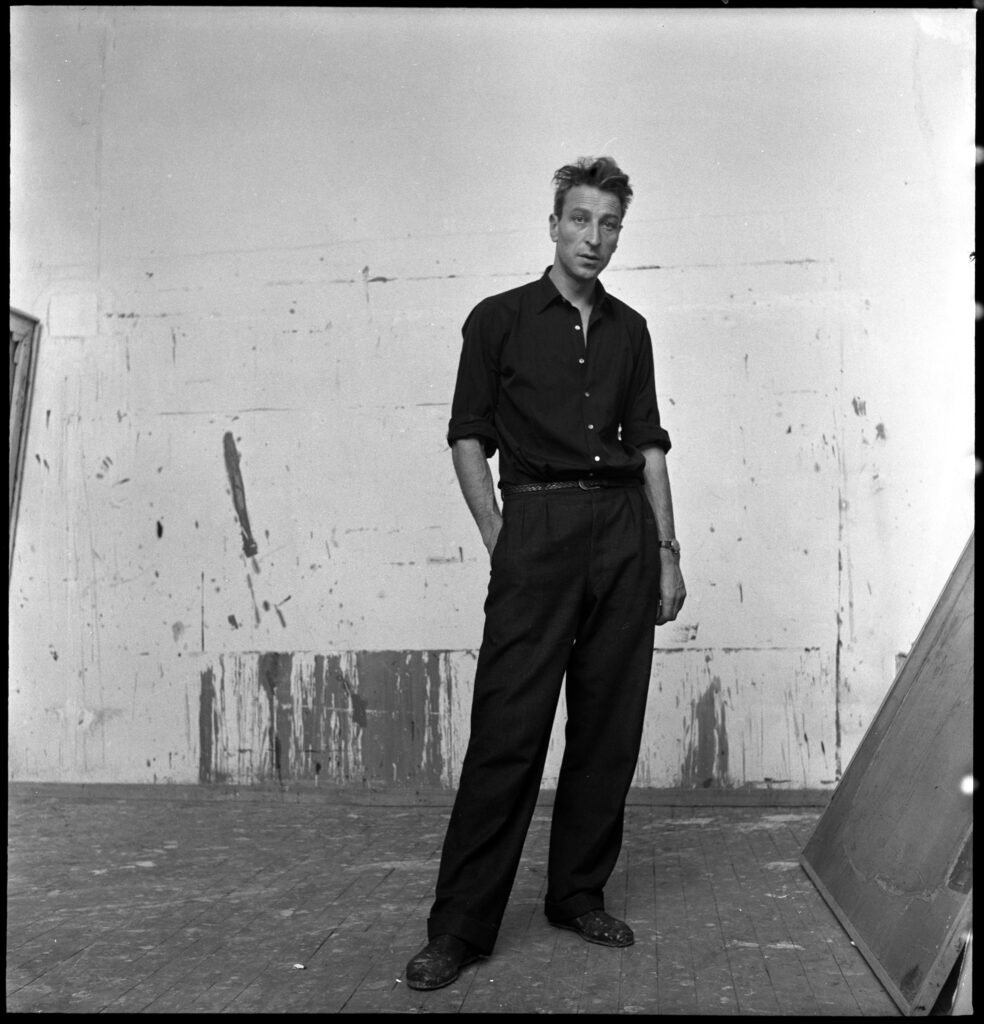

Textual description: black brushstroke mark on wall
[274,595,291,628]
[223,432,259,557]
[246,575,262,625]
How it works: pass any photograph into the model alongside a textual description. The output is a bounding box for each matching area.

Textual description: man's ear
[548,213,558,241]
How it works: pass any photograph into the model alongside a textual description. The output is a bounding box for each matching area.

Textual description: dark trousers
[427,485,661,954]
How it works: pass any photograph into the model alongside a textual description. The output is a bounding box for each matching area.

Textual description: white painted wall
[9,8,975,790]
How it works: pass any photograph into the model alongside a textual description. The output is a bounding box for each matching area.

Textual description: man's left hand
[656,554,686,625]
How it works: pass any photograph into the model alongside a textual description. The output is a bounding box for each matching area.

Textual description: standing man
[406,156,686,990]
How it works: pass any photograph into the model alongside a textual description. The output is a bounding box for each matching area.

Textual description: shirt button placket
[582,367,597,462]
[575,314,598,468]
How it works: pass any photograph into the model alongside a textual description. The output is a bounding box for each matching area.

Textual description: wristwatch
[658,538,681,556]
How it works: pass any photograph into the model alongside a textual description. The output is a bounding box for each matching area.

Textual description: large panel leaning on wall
[9,307,42,585]
[800,533,973,1016]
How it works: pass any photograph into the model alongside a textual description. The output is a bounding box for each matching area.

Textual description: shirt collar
[535,266,613,315]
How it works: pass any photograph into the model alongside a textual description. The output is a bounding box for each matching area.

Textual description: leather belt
[501,479,641,496]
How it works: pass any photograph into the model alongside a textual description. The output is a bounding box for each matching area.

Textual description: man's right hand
[483,516,503,557]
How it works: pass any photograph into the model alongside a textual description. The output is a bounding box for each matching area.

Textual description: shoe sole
[405,953,483,991]
[549,921,634,948]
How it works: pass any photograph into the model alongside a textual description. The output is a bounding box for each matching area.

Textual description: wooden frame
[9,307,42,586]
[801,534,974,1015]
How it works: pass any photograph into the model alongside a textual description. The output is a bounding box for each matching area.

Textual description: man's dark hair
[552,156,634,221]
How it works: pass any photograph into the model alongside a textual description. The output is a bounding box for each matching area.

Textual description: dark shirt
[447,267,671,488]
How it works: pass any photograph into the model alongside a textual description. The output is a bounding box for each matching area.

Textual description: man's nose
[585,222,601,246]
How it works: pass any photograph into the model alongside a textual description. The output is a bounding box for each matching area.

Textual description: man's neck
[549,262,597,309]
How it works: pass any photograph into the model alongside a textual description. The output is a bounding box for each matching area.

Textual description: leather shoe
[550,909,635,948]
[405,934,483,991]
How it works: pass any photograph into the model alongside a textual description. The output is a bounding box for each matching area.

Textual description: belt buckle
[578,479,603,490]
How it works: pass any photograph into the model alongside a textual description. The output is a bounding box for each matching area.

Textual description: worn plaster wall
[9,8,975,792]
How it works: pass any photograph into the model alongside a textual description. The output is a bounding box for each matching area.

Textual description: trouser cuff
[544,890,604,924]
[427,912,498,956]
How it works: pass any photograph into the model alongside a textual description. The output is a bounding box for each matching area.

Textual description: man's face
[549,185,623,285]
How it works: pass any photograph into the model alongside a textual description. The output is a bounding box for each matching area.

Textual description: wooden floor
[6,784,900,1014]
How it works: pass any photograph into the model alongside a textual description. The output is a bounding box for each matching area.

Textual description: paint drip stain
[681,676,729,788]
[223,432,259,557]
[199,667,215,783]
[258,653,294,781]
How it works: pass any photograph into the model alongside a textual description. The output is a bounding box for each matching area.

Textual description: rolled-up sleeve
[621,322,672,454]
[446,300,502,458]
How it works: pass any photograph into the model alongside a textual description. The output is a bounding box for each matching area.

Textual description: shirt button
[584,391,590,398]
[587,424,594,430]
[574,325,581,331]
[578,358,585,364]
[594,456,601,462]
